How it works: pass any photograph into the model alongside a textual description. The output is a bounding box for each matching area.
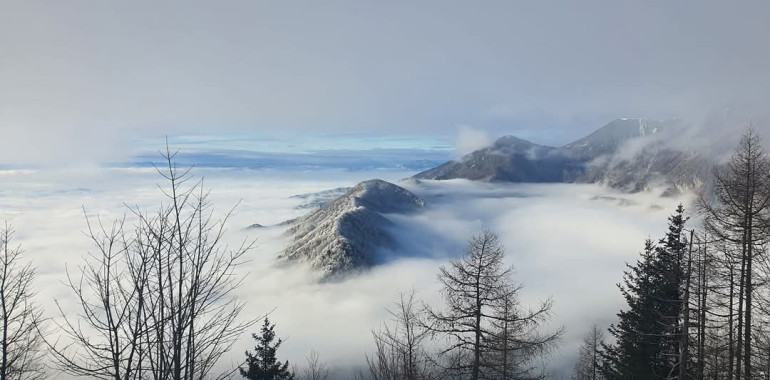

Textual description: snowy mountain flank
[414,118,712,193]
[279,179,425,278]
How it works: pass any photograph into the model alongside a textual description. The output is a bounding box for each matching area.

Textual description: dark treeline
[573,128,770,380]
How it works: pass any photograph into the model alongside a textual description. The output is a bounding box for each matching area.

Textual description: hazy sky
[2,1,769,164]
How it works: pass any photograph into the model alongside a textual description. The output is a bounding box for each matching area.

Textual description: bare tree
[700,128,770,379]
[300,350,328,380]
[360,290,438,380]
[47,147,257,380]
[572,324,605,380]
[360,328,400,380]
[486,284,561,380]
[691,231,710,380]
[426,230,561,380]
[0,223,45,380]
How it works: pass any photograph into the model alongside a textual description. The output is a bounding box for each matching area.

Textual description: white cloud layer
[0,166,694,378]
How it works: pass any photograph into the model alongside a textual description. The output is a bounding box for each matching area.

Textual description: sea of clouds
[0,159,694,378]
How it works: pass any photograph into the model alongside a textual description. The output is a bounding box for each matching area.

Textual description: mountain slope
[279,179,425,278]
[415,118,710,193]
[581,147,712,194]
[414,136,566,182]
[557,118,660,159]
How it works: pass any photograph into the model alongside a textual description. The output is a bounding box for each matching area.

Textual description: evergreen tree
[241,318,296,380]
[654,204,689,376]
[601,205,689,379]
[601,238,661,379]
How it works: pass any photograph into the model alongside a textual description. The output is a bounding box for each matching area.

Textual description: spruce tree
[601,205,689,379]
[601,238,661,379]
[241,318,295,380]
[654,204,689,377]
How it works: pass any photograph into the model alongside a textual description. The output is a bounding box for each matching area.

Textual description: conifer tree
[601,205,690,379]
[241,318,295,380]
[699,128,770,379]
[426,230,560,380]
[601,238,661,379]
[654,204,689,376]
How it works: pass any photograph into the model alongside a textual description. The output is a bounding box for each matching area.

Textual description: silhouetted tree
[427,230,561,380]
[299,350,328,380]
[0,223,45,380]
[572,324,605,380]
[48,147,256,380]
[485,284,560,380]
[360,290,439,380]
[241,318,295,380]
[699,128,770,379]
[602,205,690,379]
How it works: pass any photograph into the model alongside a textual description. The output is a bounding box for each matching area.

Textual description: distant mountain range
[415,118,712,194]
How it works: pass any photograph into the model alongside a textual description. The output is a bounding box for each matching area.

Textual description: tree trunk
[680,231,694,380]
[473,266,482,380]
[727,261,736,380]
[744,235,753,379]
[1,248,8,380]
[737,248,746,380]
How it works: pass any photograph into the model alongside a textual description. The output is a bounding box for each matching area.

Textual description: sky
[2,1,770,165]
[0,2,767,377]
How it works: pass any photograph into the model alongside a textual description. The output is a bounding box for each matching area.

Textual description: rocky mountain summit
[279,179,425,278]
[415,118,712,193]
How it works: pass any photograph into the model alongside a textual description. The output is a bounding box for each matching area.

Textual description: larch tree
[426,229,560,380]
[485,283,560,380]
[299,350,328,380]
[572,324,605,380]
[0,223,45,380]
[699,128,770,379]
[361,289,436,380]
